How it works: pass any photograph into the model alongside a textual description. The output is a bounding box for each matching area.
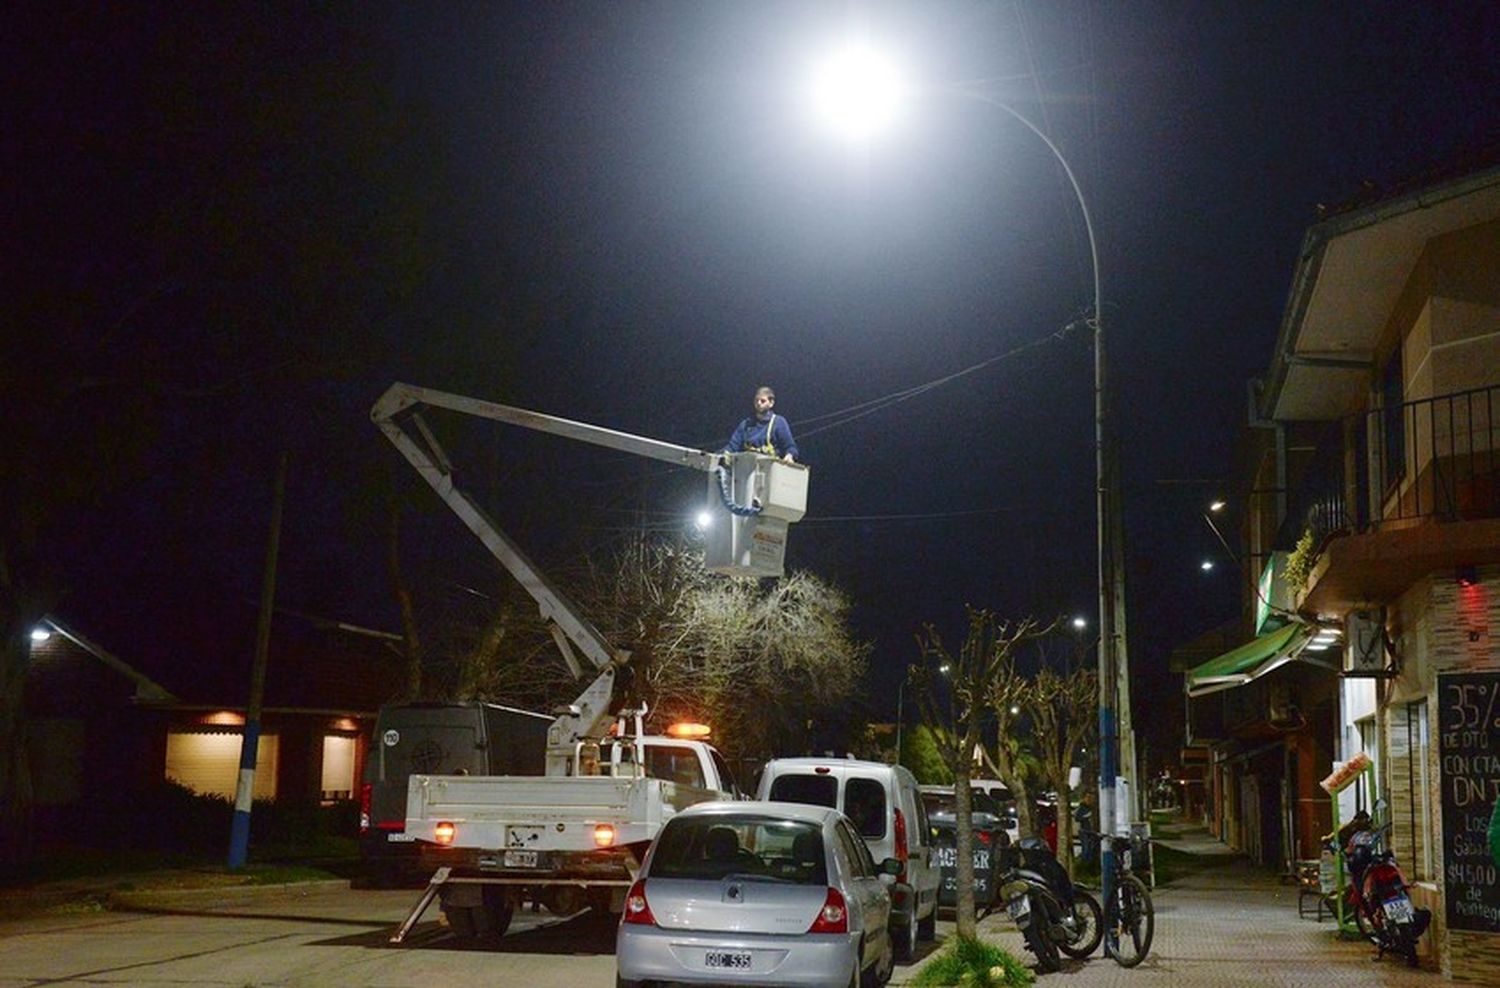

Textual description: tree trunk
[953,755,977,939]
[1054,770,1077,877]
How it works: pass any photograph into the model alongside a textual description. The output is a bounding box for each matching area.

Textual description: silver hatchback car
[616,801,898,988]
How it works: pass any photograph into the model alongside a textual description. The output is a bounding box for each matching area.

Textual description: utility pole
[228,452,287,869]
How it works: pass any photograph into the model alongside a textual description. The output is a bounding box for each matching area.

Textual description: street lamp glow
[1200,559,1215,572]
[808,40,908,143]
[694,510,714,531]
[30,627,52,643]
[1209,500,1227,513]
[1072,616,1087,631]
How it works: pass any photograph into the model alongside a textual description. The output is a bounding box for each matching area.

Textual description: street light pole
[953,89,1123,935]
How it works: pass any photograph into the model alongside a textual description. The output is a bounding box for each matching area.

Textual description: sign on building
[1436,672,1500,934]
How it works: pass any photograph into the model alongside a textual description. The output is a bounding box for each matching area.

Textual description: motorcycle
[1326,808,1430,967]
[998,837,1103,972]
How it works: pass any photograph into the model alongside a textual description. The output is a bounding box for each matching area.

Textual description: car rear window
[769,773,838,808]
[844,777,887,838]
[649,816,827,885]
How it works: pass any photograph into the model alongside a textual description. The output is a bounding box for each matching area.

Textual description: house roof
[1260,158,1500,422]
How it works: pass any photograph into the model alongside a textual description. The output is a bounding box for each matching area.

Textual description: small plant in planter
[910,936,1036,987]
[1284,527,1317,598]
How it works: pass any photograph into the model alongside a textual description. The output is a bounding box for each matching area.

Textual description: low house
[24,605,408,844]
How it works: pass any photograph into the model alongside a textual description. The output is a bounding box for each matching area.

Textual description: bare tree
[912,609,1049,939]
[1026,636,1097,877]
[458,534,868,765]
[983,657,1042,840]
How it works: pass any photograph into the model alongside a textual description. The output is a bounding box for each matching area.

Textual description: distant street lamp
[895,662,949,766]
[808,37,1126,943]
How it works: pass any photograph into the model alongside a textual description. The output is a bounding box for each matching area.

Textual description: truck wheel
[483,887,516,937]
[442,903,479,939]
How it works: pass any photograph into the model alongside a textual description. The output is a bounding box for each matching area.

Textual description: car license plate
[705,950,752,970]
[1007,894,1031,920]
[502,849,538,868]
[1384,896,1414,923]
[386,832,417,843]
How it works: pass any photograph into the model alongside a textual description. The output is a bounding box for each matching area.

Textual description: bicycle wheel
[1058,889,1103,959]
[1109,874,1154,967]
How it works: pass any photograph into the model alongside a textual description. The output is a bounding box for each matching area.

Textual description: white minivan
[756,757,939,959]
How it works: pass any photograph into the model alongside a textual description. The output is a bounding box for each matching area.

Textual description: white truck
[370,383,807,942]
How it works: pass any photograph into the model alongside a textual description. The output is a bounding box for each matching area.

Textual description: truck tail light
[893,808,909,884]
[807,887,848,934]
[594,824,616,848]
[622,879,656,925]
[434,821,456,845]
[359,783,372,833]
[977,829,991,846]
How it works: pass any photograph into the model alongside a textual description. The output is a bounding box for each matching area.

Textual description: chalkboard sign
[1438,671,1500,934]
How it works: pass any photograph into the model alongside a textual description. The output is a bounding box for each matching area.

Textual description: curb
[110,878,350,909]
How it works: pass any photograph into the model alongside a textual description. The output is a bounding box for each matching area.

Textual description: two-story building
[1187,158,1500,979]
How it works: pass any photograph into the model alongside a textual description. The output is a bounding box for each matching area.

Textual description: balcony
[1277,384,1500,613]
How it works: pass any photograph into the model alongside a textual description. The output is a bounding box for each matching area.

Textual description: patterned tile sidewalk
[897,828,1438,987]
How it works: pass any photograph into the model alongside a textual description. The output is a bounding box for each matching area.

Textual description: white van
[756,757,938,959]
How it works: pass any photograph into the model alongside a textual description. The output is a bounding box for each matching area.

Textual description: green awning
[1185,623,1315,697]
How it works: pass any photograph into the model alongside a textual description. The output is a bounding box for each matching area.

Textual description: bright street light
[1200,559,1215,572]
[1072,616,1088,631]
[805,35,1125,941]
[30,627,52,643]
[807,40,909,144]
[694,509,714,531]
[1208,500,1227,513]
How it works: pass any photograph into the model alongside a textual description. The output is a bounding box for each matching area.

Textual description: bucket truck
[369,383,808,942]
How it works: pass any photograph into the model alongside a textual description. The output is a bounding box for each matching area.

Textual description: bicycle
[1079,829,1155,967]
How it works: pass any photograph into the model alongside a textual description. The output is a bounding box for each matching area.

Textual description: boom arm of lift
[370,382,723,773]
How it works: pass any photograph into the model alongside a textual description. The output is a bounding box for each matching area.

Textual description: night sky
[12,2,1500,765]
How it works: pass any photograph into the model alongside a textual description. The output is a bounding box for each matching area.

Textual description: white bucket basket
[703,454,809,577]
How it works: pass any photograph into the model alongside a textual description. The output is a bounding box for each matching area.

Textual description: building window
[165,731,279,800]
[321,735,357,803]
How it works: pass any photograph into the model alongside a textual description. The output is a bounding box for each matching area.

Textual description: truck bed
[406,773,718,852]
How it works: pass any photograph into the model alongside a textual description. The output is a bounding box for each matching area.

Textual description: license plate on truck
[503,850,538,868]
[706,951,752,970]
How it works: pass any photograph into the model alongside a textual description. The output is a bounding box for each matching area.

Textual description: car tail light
[622,879,656,926]
[977,830,991,846]
[893,808,909,884]
[359,783,372,833]
[594,824,616,848]
[807,887,849,934]
[434,821,456,845]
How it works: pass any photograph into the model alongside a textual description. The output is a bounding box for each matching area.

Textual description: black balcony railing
[1277,383,1500,550]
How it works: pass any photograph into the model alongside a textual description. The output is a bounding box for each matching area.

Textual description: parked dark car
[358,701,551,885]
[919,785,1011,912]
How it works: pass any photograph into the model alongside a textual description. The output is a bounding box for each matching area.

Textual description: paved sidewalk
[898,829,1437,987]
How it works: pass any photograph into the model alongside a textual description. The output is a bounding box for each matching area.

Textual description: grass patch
[910,935,1034,987]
